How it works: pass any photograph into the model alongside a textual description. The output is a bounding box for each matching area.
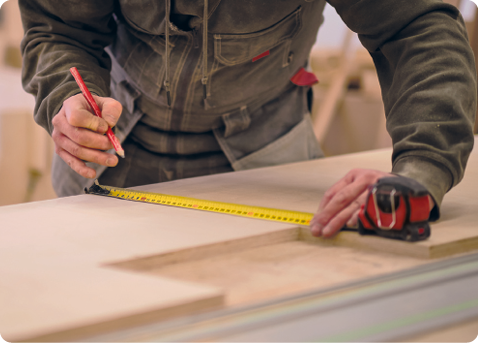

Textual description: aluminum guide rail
[82,252,478,342]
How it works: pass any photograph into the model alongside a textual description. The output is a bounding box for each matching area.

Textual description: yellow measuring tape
[85,180,314,226]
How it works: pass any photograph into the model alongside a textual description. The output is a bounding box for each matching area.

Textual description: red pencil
[69,67,125,158]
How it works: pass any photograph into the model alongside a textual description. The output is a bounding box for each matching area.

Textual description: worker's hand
[310,169,435,238]
[51,93,123,179]
[310,169,395,238]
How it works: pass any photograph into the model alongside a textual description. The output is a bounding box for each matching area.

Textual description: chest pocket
[209,7,302,108]
[214,7,302,67]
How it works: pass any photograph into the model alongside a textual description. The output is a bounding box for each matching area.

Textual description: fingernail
[323,226,335,237]
[107,157,117,167]
[310,224,322,237]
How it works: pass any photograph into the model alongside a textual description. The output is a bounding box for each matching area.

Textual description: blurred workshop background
[0,0,476,206]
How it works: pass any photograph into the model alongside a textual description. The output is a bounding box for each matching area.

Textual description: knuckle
[316,216,329,227]
[67,113,83,127]
[334,191,349,206]
[323,189,334,200]
[86,117,99,131]
[109,101,123,115]
[351,199,363,211]
[70,145,81,157]
[101,100,123,126]
[363,173,380,184]
[52,114,60,125]
[53,134,67,149]
[347,168,364,181]
[71,127,82,143]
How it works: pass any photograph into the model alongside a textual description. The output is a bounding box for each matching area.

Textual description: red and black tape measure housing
[358,177,431,242]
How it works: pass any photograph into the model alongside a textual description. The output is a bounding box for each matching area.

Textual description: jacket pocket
[214,6,302,66]
[218,115,323,171]
[208,7,302,108]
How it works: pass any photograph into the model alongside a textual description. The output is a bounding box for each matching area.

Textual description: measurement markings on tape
[85,180,314,226]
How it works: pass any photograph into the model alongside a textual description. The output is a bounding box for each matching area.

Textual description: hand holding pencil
[69,67,125,158]
[51,68,124,179]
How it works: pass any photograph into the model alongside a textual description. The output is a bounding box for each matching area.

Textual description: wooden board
[133,236,430,307]
[0,196,292,341]
[1,137,477,341]
[132,135,478,259]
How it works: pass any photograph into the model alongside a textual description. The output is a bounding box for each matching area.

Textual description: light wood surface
[1,137,477,341]
[143,238,429,307]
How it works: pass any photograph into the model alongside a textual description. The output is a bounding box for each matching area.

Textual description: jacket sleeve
[19,0,117,134]
[327,0,477,214]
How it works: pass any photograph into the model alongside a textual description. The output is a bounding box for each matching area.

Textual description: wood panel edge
[429,236,478,259]
[107,227,300,271]
[300,229,431,259]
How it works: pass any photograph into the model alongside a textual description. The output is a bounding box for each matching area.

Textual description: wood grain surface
[1,137,477,341]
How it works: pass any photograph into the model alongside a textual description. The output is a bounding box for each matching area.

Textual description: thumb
[94,96,123,128]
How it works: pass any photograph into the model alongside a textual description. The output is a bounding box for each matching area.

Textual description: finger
[63,95,109,134]
[345,191,370,228]
[313,177,371,233]
[318,171,357,212]
[56,147,96,179]
[55,114,113,151]
[321,198,363,237]
[55,131,118,168]
[94,96,123,128]
[311,196,362,237]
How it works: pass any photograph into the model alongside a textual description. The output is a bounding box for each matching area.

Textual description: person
[19,0,476,238]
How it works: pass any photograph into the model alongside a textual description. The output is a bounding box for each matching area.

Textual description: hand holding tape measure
[86,171,433,242]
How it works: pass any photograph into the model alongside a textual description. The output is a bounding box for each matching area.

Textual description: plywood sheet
[134,237,429,307]
[134,136,478,258]
[1,137,477,341]
[0,196,295,341]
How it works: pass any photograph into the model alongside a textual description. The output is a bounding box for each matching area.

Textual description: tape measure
[85,180,314,226]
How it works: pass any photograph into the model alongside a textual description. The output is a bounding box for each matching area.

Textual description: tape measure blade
[90,183,314,226]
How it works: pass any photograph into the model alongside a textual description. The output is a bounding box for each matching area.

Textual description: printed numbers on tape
[85,180,314,226]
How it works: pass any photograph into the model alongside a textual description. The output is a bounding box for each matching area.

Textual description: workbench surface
[1,137,477,342]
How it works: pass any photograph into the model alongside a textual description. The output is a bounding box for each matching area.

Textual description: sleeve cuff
[392,156,453,221]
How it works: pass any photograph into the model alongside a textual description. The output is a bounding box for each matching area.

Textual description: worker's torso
[106,0,325,176]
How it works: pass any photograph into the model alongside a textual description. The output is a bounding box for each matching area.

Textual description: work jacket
[20,0,476,215]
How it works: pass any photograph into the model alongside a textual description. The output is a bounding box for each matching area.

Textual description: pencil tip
[117,151,125,159]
